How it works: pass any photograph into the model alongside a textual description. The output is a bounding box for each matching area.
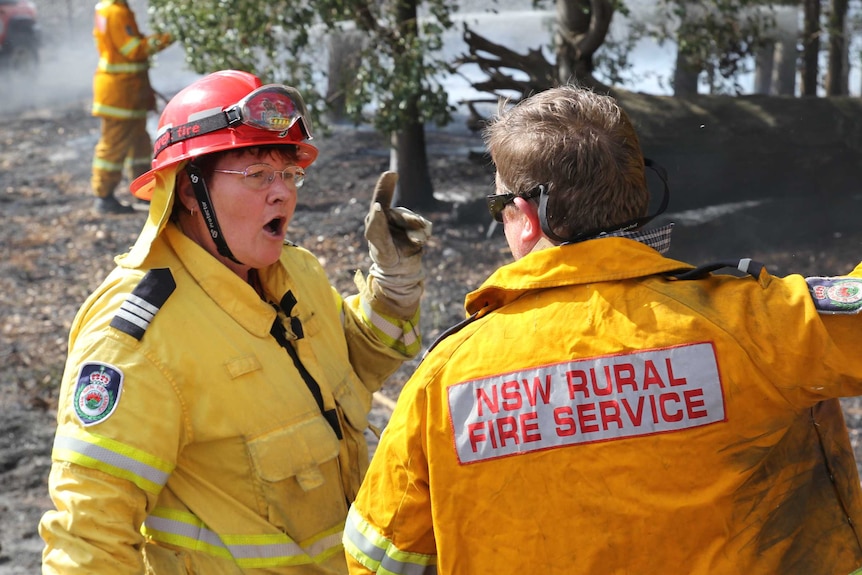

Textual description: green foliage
[646,0,777,93]
[594,22,642,87]
[149,0,457,135]
[352,29,455,133]
[512,0,778,94]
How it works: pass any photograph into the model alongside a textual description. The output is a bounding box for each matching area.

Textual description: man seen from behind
[342,84,862,575]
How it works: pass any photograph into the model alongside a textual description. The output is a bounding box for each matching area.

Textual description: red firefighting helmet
[130,70,319,200]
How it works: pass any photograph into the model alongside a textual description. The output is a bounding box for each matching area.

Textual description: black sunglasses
[486,184,546,223]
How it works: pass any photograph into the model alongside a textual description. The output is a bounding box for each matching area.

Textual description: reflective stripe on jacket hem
[343,506,437,575]
[92,103,149,119]
[52,432,173,494]
[143,507,345,568]
[97,57,148,73]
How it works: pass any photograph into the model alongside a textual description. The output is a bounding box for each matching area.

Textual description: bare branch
[455,26,556,92]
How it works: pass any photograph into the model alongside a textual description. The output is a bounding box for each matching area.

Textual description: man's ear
[175,170,197,213]
[513,196,543,245]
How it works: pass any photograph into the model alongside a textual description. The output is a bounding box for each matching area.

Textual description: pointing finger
[371,171,398,211]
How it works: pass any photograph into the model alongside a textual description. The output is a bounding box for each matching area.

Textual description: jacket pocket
[247,416,340,492]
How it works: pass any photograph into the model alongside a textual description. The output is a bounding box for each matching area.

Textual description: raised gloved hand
[364,171,432,318]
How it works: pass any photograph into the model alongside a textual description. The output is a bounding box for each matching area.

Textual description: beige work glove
[364,171,432,318]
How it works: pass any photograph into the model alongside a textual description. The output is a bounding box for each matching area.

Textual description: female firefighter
[40,69,431,574]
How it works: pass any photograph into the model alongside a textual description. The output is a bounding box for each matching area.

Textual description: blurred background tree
[147,0,862,208]
[149,0,458,209]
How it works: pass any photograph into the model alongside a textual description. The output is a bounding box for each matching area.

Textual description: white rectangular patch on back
[448,342,725,464]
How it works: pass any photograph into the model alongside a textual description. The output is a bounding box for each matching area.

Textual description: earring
[190,207,197,217]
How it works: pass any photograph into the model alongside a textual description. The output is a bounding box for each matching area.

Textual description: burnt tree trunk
[388,0,438,210]
[554,0,613,89]
[772,5,798,96]
[825,0,848,95]
[673,50,701,97]
[325,28,364,122]
[672,4,703,97]
[754,41,775,94]
[390,105,441,211]
[801,0,821,96]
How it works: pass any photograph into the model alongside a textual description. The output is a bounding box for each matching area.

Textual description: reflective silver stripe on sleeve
[344,507,436,575]
[360,298,419,348]
[54,434,170,487]
[381,555,438,575]
[344,513,386,565]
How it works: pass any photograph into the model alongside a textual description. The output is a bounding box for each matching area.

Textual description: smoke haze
[0,0,196,115]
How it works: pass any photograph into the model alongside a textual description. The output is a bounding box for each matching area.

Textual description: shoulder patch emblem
[73,362,124,426]
[807,276,862,314]
[110,268,176,340]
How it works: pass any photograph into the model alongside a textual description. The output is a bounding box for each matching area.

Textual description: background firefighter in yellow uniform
[40,69,432,574]
[343,85,862,575]
[91,0,172,214]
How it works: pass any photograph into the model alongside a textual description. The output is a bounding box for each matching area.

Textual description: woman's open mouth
[264,216,286,237]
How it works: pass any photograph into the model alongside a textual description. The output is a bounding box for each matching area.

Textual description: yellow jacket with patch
[92,0,169,119]
[40,222,421,575]
[345,238,862,575]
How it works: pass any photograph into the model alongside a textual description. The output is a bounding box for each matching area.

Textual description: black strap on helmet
[538,158,671,245]
[185,163,242,265]
[154,110,242,159]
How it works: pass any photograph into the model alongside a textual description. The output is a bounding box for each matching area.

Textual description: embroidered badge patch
[807,277,862,314]
[73,362,124,426]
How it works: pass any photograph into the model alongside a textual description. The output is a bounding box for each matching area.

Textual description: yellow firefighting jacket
[40,218,421,574]
[92,0,168,119]
[345,238,862,575]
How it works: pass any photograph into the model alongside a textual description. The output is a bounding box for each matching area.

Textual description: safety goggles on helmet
[152,84,313,161]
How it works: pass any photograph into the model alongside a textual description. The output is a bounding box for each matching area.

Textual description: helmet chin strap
[185,163,243,265]
[538,158,671,245]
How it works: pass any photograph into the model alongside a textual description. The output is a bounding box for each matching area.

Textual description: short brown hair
[483,85,649,239]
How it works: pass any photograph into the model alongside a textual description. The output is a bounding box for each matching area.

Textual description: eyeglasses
[486,184,545,223]
[154,84,314,159]
[213,164,306,190]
